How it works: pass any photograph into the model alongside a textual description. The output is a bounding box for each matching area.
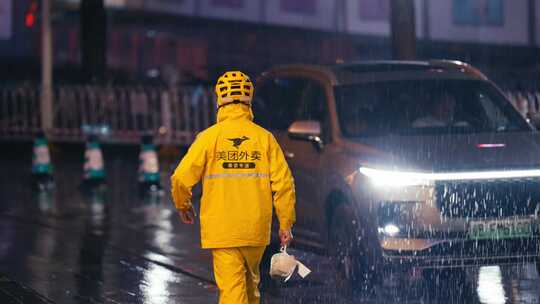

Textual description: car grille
[435,178,540,219]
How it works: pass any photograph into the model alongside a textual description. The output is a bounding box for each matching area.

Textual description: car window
[253,77,307,131]
[252,80,273,129]
[335,79,530,137]
[478,91,511,131]
[298,81,327,122]
[298,80,330,142]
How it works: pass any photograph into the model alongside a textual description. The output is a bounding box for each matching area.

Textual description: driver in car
[413,92,468,128]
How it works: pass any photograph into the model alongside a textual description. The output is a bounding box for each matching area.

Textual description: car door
[253,76,312,238]
[254,76,329,245]
[277,80,330,245]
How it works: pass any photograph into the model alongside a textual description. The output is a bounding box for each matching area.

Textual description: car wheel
[329,203,378,298]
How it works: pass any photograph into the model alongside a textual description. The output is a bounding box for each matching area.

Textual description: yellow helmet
[215,71,254,108]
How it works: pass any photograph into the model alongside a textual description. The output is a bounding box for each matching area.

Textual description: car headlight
[380,224,400,237]
[359,166,540,187]
[377,201,415,237]
[359,167,433,187]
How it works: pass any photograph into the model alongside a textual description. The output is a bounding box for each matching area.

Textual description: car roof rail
[428,60,488,80]
[334,60,488,80]
[335,61,431,73]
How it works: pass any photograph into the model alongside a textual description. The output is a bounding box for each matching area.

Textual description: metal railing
[0,86,41,137]
[504,90,540,119]
[0,85,216,145]
[2,85,539,145]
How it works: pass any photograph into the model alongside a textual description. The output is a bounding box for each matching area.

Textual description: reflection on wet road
[1,143,540,303]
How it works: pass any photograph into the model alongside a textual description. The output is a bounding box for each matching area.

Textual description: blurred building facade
[0,0,539,83]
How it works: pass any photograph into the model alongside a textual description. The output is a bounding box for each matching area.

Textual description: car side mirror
[288,120,324,150]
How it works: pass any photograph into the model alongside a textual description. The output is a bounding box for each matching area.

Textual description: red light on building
[25,1,39,28]
[25,13,35,27]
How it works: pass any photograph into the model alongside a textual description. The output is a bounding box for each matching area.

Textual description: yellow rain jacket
[171,104,296,249]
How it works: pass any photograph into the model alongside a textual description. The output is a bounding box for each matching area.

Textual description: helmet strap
[218,100,250,109]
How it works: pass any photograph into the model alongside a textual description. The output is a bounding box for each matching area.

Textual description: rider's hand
[279,229,293,247]
[178,207,196,224]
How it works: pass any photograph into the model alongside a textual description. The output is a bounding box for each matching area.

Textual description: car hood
[350,131,540,172]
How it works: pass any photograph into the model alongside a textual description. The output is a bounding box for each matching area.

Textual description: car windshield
[335,79,531,137]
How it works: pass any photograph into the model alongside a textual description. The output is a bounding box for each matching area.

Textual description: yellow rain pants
[212,246,266,304]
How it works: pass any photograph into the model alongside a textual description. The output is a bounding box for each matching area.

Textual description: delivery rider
[171,71,296,304]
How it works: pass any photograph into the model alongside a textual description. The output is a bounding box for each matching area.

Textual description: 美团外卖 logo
[228,136,249,149]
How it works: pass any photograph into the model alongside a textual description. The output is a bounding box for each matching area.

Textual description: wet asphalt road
[2,142,540,303]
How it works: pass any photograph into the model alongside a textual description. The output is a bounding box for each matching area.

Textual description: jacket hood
[217,103,254,123]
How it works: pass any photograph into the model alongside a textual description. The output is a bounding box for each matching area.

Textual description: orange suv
[254,61,540,294]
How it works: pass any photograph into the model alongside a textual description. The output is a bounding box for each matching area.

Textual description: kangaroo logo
[228,136,249,149]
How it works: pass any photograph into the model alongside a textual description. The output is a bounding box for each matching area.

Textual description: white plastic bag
[269,246,311,282]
